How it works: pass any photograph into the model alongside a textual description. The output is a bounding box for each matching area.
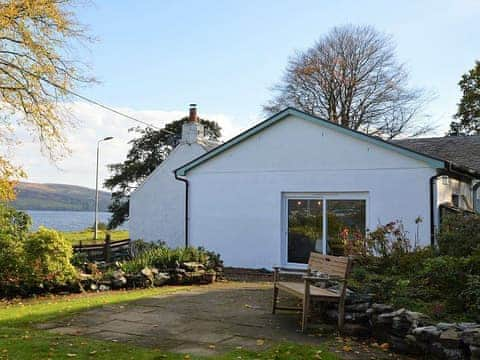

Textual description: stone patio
[37,282,410,358]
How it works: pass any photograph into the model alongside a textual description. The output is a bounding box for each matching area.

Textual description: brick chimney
[181,104,204,144]
[188,103,198,122]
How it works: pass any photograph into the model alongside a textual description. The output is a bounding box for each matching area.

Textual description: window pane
[327,200,366,256]
[287,199,323,264]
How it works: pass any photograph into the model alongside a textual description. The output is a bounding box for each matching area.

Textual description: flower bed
[75,242,224,292]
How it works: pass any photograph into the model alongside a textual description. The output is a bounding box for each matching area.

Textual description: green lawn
[61,229,129,245]
[0,286,339,360]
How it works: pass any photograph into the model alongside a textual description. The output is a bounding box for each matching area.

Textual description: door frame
[281,192,369,268]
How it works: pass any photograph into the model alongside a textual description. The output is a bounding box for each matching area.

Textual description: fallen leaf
[380,342,390,351]
[66,354,77,358]
[208,344,216,349]
[256,339,265,346]
[343,345,352,352]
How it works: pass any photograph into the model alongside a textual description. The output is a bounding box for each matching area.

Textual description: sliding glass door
[287,199,323,264]
[285,194,366,265]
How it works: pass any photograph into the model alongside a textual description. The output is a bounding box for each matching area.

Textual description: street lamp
[94,136,114,240]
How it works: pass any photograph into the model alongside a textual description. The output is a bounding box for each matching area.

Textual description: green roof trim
[175,107,446,176]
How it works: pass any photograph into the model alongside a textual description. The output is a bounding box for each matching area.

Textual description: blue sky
[78,0,478,123]
[17,0,480,188]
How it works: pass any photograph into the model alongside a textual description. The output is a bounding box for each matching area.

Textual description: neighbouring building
[174,108,480,269]
[128,104,219,247]
[392,136,480,217]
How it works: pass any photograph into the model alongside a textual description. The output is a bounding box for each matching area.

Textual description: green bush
[461,275,480,316]
[24,227,77,287]
[351,216,480,321]
[0,206,30,284]
[415,256,468,299]
[438,212,480,257]
[71,252,88,267]
[394,246,437,275]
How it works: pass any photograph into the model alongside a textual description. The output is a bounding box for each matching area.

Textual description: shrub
[128,239,165,258]
[415,256,468,299]
[0,206,30,283]
[394,246,437,275]
[461,275,480,318]
[120,255,151,274]
[438,212,480,257]
[71,252,88,267]
[366,220,411,258]
[24,227,77,287]
[120,246,222,274]
[352,216,480,321]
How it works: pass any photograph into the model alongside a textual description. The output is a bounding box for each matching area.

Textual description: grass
[0,286,339,360]
[61,229,129,245]
[0,287,183,327]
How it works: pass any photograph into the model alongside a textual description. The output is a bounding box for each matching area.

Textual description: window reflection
[327,200,366,256]
[287,199,323,264]
[287,197,366,263]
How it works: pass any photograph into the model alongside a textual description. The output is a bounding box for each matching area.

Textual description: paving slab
[39,282,328,356]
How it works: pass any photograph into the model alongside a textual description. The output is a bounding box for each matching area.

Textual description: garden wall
[326,298,480,360]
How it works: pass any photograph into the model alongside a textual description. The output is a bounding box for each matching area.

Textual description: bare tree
[264,25,432,139]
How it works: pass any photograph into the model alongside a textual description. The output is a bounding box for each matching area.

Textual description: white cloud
[12,102,255,190]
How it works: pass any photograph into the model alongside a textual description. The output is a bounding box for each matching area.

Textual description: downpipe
[429,173,441,247]
[174,172,189,248]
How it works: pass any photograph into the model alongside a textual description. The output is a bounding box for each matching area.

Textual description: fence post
[104,233,111,262]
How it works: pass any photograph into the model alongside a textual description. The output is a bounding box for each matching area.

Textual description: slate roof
[392,136,480,173]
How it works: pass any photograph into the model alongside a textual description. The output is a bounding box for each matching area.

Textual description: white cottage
[175,108,480,269]
[129,105,218,247]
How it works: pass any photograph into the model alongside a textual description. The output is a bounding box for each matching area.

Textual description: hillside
[11,182,112,212]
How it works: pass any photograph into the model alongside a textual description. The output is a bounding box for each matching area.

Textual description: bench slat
[277,281,340,299]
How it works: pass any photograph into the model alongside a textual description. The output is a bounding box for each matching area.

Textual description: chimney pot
[189,104,198,122]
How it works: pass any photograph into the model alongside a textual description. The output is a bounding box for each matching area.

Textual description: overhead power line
[21,67,176,133]
[65,89,163,130]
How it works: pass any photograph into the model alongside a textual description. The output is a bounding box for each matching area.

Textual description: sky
[14,0,480,190]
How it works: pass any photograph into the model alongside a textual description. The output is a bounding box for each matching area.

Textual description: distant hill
[11,182,112,212]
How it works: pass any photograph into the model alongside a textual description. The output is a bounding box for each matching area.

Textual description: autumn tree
[264,25,431,139]
[104,118,221,228]
[448,61,480,136]
[0,0,94,200]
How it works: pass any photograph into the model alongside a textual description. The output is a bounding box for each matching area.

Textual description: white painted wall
[129,143,206,247]
[186,115,437,269]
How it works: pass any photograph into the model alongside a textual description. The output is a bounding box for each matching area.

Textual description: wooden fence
[73,236,131,262]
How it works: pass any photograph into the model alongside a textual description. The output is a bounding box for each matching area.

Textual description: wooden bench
[272,252,352,332]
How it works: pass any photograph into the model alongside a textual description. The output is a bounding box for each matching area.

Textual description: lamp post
[94,136,114,240]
